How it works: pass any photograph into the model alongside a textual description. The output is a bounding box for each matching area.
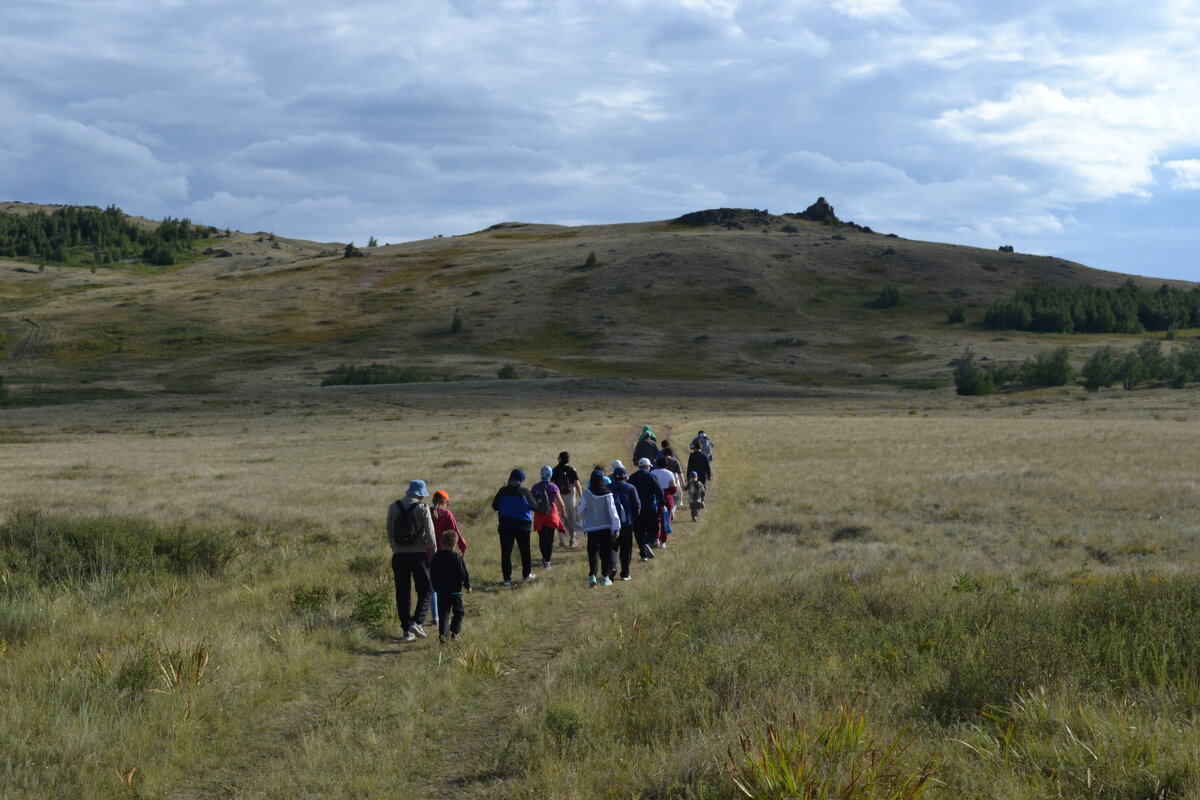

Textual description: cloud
[1165,159,1200,189]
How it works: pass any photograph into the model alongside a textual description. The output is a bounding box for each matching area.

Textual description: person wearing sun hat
[387,479,437,641]
[491,468,538,585]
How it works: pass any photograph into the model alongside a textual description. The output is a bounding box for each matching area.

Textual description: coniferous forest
[0,205,216,267]
[985,280,1200,334]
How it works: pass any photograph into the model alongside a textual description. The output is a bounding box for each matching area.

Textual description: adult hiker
[658,443,685,499]
[531,465,568,569]
[491,468,538,586]
[687,440,712,487]
[633,426,659,466]
[608,465,641,581]
[551,451,583,548]
[690,430,715,465]
[627,457,666,561]
[577,468,622,586]
[388,479,437,641]
[650,456,679,547]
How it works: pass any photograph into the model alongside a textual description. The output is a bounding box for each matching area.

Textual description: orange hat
[432,490,450,504]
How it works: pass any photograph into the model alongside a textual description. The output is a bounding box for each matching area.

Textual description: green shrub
[450,308,463,333]
[289,585,331,615]
[350,590,389,631]
[321,363,433,386]
[1019,346,1074,386]
[498,364,518,380]
[953,348,994,396]
[1081,345,1118,391]
[947,306,966,324]
[0,509,237,586]
[874,285,901,308]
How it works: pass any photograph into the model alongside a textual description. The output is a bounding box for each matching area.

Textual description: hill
[1,201,1193,403]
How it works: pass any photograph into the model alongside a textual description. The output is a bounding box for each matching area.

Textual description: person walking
[686,471,706,521]
[491,468,538,586]
[687,440,712,487]
[633,426,659,466]
[658,444,685,512]
[577,469,621,586]
[690,430,715,466]
[387,479,437,641]
[627,458,666,561]
[430,490,468,555]
[430,530,471,642]
[531,465,567,569]
[650,456,679,547]
[551,451,583,548]
[608,465,641,580]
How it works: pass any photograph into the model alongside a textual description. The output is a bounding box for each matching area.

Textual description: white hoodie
[576,488,621,534]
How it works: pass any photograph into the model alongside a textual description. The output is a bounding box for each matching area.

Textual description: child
[686,471,706,521]
[429,530,471,642]
[430,490,468,555]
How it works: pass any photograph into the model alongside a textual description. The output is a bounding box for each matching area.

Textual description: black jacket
[627,468,665,520]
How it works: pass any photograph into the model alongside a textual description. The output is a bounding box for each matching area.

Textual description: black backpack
[531,484,551,515]
[389,500,422,546]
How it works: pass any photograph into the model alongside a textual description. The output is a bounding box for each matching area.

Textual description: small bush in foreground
[728,709,935,800]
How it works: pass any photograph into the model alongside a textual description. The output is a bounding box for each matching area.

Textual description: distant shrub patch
[321,363,433,386]
[873,285,901,308]
[0,509,237,586]
[498,364,518,380]
[947,306,966,324]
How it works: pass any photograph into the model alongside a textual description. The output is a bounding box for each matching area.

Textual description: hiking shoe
[524,573,536,582]
[600,576,613,586]
[402,630,416,642]
[408,623,427,639]
[501,580,513,587]
[588,575,597,587]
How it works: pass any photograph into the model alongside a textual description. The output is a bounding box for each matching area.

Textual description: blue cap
[540,465,553,481]
[509,468,526,484]
[406,479,429,497]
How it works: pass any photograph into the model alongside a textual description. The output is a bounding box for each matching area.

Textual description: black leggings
[499,526,533,581]
[586,529,615,577]
[538,527,556,563]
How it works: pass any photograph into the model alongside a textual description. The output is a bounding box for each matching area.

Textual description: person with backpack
[551,451,582,548]
[430,529,471,642]
[608,465,641,581]
[577,469,621,586]
[627,458,666,561]
[650,456,679,547]
[531,465,567,569]
[689,430,715,467]
[687,440,712,487]
[387,479,437,641]
[686,471,706,521]
[491,468,538,586]
[633,426,658,466]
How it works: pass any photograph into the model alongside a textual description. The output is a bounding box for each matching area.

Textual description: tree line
[0,205,217,267]
[984,280,1200,334]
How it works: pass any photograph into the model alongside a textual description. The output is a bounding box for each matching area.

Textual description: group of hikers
[386,427,716,643]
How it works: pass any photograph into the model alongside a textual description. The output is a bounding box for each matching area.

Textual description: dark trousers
[538,527,556,563]
[614,523,633,577]
[586,529,615,577]
[391,552,431,628]
[634,514,658,557]
[499,526,533,581]
[435,590,465,637]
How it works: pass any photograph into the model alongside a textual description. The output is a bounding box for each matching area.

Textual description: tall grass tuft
[0,509,237,587]
[728,709,936,800]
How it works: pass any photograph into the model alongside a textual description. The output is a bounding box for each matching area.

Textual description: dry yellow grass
[4,384,1200,797]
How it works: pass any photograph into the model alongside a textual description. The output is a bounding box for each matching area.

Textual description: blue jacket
[492,483,535,532]
[609,479,641,527]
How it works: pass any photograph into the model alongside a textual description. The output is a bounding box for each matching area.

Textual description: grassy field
[4,385,1200,798]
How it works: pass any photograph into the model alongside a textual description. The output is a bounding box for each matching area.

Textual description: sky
[3,0,1200,281]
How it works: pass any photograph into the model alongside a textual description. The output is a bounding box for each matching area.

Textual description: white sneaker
[402,630,416,642]
[600,576,613,586]
[408,623,427,639]
[524,573,536,582]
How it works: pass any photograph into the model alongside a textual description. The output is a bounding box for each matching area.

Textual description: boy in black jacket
[430,530,471,641]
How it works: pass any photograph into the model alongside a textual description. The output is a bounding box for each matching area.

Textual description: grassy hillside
[1,203,1192,403]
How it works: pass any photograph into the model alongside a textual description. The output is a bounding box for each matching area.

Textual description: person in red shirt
[430,490,468,555]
